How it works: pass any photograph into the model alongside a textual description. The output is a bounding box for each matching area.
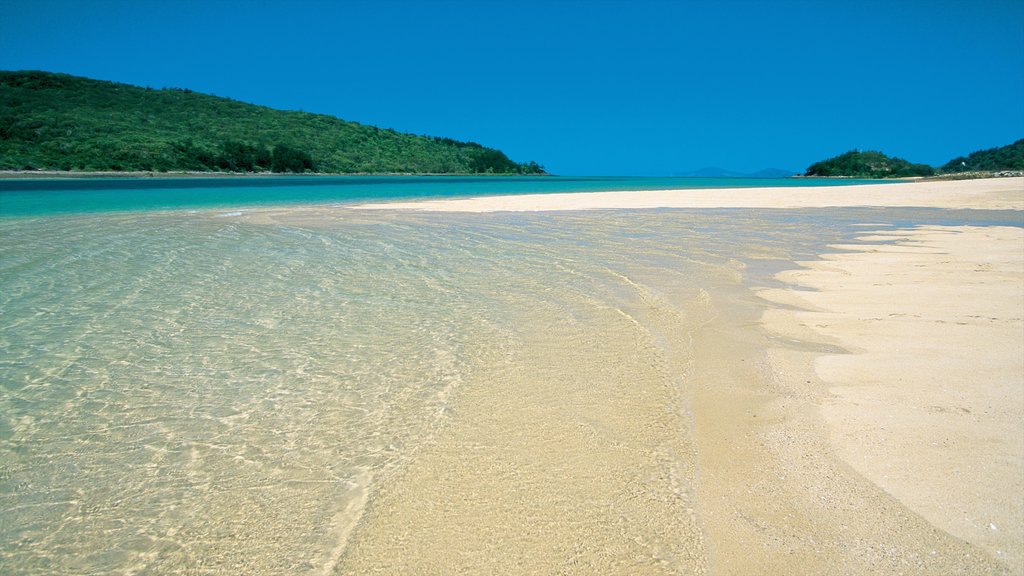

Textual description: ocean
[0,175,891,217]
[0,177,1017,573]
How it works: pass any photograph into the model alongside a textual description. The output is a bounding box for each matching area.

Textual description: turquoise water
[0,175,894,216]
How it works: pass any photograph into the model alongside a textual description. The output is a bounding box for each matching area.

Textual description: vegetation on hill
[804,150,934,178]
[940,139,1024,173]
[805,140,1023,179]
[0,71,546,174]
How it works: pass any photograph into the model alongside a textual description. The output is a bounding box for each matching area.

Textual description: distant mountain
[675,166,797,178]
[940,139,1024,173]
[804,150,934,178]
[0,71,545,174]
[675,167,743,177]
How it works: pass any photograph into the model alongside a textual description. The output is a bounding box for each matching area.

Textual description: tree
[271,144,314,173]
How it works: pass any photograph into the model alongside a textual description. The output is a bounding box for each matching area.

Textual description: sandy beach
[354,176,1024,212]
[4,1,1020,570]
[3,177,1021,574]
[758,225,1024,572]
[340,177,1023,574]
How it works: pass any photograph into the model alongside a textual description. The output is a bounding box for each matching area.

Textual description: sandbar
[353,176,1023,211]
[755,225,1023,573]
[337,178,1023,573]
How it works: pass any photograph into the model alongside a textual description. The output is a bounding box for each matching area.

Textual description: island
[804,139,1023,178]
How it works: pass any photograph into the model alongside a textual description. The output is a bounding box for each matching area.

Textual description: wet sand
[339,282,709,573]
[338,178,1023,574]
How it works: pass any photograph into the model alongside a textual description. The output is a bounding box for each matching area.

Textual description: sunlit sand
[339,177,1024,574]
[2,178,1021,574]
[353,177,1023,212]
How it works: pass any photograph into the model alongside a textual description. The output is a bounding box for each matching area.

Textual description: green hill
[0,71,545,174]
[804,150,934,178]
[940,139,1024,173]
[804,140,1023,179]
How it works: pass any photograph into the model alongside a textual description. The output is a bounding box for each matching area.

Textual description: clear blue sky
[2,0,1022,175]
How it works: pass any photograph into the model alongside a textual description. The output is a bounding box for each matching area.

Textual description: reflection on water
[0,206,1016,573]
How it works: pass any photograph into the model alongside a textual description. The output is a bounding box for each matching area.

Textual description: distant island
[0,71,546,175]
[804,139,1023,178]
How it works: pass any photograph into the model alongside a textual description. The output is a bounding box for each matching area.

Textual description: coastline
[326,206,1023,573]
[337,177,1022,572]
[687,222,1024,573]
[352,176,1024,211]
[757,226,1024,571]
[3,176,1022,572]
[0,170,552,180]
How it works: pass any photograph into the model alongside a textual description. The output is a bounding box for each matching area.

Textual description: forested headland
[804,140,1023,178]
[939,139,1024,173]
[0,71,546,175]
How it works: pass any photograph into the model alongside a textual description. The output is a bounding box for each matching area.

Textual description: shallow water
[0,175,895,216]
[1,205,1019,573]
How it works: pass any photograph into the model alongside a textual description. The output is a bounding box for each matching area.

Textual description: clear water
[1,179,1018,573]
[0,175,895,217]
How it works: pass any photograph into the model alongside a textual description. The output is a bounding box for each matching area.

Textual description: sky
[1,0,1022,176]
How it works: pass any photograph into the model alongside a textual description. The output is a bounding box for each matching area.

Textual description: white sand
[353,176,1024,212]
[758,225,1024,572]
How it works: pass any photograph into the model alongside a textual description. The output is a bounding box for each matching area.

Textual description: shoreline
[351,177,1024,212]
[335,180,1023,572]
[1,170,1018,182]
[0,170,553,180]
[3,178,1022,572]
[755,226,1024,572]
[327,210,1023,573]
